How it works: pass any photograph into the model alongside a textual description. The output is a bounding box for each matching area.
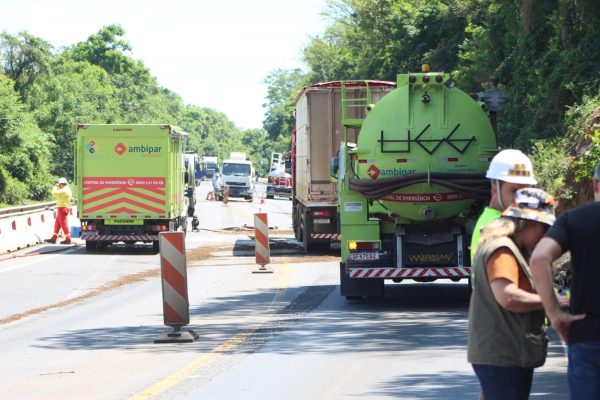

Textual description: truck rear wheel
[152,241,160,253]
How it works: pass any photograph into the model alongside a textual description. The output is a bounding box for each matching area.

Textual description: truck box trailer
[75,124,195,252]
[292,81,396,252]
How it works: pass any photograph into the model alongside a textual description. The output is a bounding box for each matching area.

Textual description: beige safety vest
[467,237,547,368]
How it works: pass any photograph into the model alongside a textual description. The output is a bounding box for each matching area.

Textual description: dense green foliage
[262,0,600,202]
[3,2,600,206]
[0,26,273,205]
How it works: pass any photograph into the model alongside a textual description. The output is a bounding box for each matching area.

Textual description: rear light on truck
[313,210,331,217]
[151,225,169,232]
[348,241,380,252]
[82,224,97,231]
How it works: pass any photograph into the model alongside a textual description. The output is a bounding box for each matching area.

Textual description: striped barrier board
[348,267,471,279]
[155,231,198,343]
[253,213,272,273]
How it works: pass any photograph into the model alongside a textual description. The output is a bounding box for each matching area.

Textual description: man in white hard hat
[470,149,537,263]
[45,177,73,244]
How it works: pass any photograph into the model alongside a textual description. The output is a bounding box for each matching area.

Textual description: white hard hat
[486,149,536,185]
[58,177,68,184]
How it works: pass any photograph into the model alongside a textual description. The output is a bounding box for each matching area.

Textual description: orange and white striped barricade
[252,213,272,273]
[155,231,198,343]
[222,185,230,204]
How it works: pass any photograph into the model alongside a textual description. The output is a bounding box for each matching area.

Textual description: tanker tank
[347,72,497,222]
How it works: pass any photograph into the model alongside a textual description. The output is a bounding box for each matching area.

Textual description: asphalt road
[0,181,569,399]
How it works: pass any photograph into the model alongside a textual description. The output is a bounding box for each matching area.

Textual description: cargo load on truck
[336,67,500,299]
[75,124,195,252]
[266,167,292,199]
[292,81,396,253]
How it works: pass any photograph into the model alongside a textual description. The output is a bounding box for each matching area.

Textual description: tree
[0,32,52,101]
[262,68,305,150]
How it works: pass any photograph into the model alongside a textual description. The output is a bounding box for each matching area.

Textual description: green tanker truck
[75,124,195,252]
[337,67,499,298]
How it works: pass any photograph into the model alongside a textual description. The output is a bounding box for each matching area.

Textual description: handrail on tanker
[341,80,374,129]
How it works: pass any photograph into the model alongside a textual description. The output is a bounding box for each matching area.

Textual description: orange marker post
[253,213,272,273]
[155,231,198,343]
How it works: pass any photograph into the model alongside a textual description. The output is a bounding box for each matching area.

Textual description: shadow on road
[31,280,567,399]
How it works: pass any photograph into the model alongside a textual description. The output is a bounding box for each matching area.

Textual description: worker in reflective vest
[45,177,73,244]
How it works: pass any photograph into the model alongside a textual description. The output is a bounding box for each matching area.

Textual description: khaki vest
[467,237,547,368]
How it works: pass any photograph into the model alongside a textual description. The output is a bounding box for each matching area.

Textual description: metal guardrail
[0,202,57,219]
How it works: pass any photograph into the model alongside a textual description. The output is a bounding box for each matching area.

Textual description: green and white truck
[75,124,195,252]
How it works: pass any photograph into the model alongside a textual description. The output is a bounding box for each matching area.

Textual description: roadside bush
[529,138,571,200]
[0,166,6,198]
[563,92,600,178]
[27,173,53,201]
[5,152,34,182]
[0,176,28,205]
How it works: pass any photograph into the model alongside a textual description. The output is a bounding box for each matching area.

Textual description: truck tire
[152,241,160,253]
[85,241,98,252]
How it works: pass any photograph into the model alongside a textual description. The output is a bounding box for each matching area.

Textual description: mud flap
[339,262,384,298]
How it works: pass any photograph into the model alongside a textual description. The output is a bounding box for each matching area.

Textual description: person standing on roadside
[471,149,537,263]
[468,188,568,400]
[530,160,600,399]
[45,177,73,244]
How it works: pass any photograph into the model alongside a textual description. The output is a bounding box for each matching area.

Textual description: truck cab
[220,154,255,201]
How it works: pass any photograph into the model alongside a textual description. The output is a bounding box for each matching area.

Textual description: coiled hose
[348,172,490,200]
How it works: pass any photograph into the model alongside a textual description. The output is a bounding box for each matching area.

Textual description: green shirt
[470,207,502,264]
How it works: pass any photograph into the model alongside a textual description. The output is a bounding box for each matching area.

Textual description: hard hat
[58,177,68,184]
[486,149,537,185]
[502,188,556,226]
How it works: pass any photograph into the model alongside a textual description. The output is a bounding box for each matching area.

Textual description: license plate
[105,219,143,225]
[314,218,330,224]
[349,252,379,261]
[82,231,99,236]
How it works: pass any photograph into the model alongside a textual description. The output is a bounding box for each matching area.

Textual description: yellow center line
[129,262,290,400]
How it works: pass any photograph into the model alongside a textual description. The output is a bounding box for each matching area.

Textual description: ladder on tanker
[340,81,375,129]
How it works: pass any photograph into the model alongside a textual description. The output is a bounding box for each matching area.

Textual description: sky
[0,0,329,130]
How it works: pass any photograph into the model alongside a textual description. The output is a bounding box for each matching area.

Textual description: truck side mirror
[330,157,339,178]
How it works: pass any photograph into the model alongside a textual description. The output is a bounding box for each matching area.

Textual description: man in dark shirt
[531,159,600,399]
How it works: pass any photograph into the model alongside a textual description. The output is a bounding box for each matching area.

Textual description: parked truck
[292,81,396,252]
[200,155,218,179]
[75,124,195,252]
[185,152,201,186]
[336,67,498,298]
[220,152,255,201]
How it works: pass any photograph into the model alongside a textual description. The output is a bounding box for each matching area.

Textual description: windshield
[222,162,251,176]
[207,162,217,169]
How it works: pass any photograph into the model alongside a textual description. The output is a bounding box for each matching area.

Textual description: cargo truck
[75,124,195,252]
[292,81,396,252]
[200,155,218,179]
[336,68,499,298]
